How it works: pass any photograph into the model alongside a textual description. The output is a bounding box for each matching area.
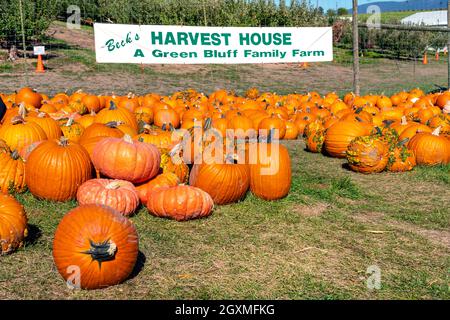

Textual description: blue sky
[305,0,405,10]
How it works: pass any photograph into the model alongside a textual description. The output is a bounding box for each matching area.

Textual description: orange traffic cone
[435,51,440,61]
[36,54,45,73]
[300,62,308,68]
[423,53,428,65]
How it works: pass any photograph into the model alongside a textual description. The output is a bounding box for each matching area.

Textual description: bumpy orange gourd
[0,194,28,255]
[387,140,416,172]
[52,204,139,290]
[25,137,92,201]
[77,179,140,216]
[92,135,161,184]
[146,185,214,221]
[346,136,389,173]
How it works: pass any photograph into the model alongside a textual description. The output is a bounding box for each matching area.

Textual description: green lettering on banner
[188,32,200,45]
[165,32,176,45]
[177,32,188,45]
[200,33,211,45]
[151,31,163,45]
[134,49,144,57]
[105,39,115,52]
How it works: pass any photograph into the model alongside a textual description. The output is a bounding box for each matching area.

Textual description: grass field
[0,141,449,300]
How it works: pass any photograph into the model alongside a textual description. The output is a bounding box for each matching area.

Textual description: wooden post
[18,0,29,86]
[352,0,360,95]
[447,0,450,88]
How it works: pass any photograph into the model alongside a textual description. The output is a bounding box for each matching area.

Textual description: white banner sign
[94,24,333,64]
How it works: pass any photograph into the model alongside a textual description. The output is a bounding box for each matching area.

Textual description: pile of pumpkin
[301,88,450,172]
[0,87,294,290]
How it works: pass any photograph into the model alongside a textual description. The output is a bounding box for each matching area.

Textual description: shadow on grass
[128,251,146,280]
[25,224,42,246]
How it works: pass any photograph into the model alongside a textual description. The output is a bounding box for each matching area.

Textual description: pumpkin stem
[82,239,117,267]
[109,100,117,110]
[10,115,25,125]
[400,116,407,125]
[66,117,74,127]
[106,121,121,128]
[59,136,69,146]
[432,126,441,136]
[123,134,134,144]
[18,102,27,118]
[11,150,20,160]
[203,117,212,130]
[106,181,122,190]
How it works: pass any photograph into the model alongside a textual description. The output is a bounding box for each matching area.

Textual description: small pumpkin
[387,139,416,172]
[92,134,161,184]
[52,204,139,290]
[77,179,139,216]
[0,194,28,255]
[95,101,138,131]
[0,149,26,194]
[146,185,214,221]
[160,152,190,184]
[60,117,85,143]
[135,172,179,205]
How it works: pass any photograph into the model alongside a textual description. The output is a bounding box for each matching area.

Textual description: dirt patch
[354,212,450,249]
[46,22,94,50]
[292,203,329,217]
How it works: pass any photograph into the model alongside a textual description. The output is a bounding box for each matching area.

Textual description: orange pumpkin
[408,127,450,165]
[25,137,92,201]
[0,194,28,255]
[387,140,416,172]
[135,172,179,205]
[0,149,26,194]
[77,179,139,216]
[27,112,62,140]
[249,141,291,200]
[0,116,48,152]
[324,120,372,158]
[15,87,42,108]
[53,204,139,290]
[95,101,138,130]
[189,158,250,205]
[92,135,161,184]
[146,185,214,221]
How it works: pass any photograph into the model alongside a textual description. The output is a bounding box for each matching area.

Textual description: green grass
[0,140,449,300]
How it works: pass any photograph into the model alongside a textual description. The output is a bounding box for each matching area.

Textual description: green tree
[337,7,348,16]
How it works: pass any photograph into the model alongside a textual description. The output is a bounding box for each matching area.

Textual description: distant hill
[349,0,447,13]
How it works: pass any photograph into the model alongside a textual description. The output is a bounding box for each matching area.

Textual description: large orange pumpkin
[15,87,42,108]
[0,194,28,255]
[0,116,48,152]
[146,185,214,221]
[77,179,139,216]
[27,112,62,140]
[92,135,161,184]
[408,127,450,165]
[53,204,139,290]
[189,158,250,205]
[324,120,372,158]
[25,137,92,201]
[249,141,291,200]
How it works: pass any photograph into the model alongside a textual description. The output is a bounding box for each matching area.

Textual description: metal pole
[18,0,29,86]
[447,0,450,88]
[352,0,360,95]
